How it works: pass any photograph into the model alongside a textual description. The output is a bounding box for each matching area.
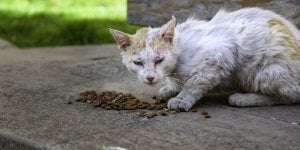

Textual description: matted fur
[110,7,300,110]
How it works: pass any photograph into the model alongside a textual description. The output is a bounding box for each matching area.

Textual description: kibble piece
[67,101,73,104]
[191,108,198,112]
[93,102,101,107]
[138,111,147,117]
[155,104,167,110]
[159,111,167,116]
[125,106,132,110]
[152,96,157,99]
[146,112,158,118]
[201,111,208,115]
[180,108,188,112]
[203,115,211,118]
[119,105,125,110]
[147,106,155,110]
[160,98,168,103]
[131,106,137,110]
[75,97,83,102]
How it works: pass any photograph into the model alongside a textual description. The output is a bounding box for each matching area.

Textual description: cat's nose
[146,76,154,82]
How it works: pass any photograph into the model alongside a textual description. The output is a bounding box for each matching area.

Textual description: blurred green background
[0,0,140,47]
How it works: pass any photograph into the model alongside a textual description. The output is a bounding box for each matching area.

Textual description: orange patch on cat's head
[127,28,149,53]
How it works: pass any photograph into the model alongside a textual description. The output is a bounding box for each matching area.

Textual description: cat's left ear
[161,15,177,43]
[109,29,131,50]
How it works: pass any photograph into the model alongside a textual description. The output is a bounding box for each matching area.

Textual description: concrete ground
[0,39,299,150]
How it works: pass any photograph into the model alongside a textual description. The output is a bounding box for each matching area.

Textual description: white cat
[110,7,300,110]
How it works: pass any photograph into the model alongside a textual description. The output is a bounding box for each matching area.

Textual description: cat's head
[110,16,178,85]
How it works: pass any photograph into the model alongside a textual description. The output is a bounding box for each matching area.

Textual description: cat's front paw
[167,97,194,111]
[159,86,178,99]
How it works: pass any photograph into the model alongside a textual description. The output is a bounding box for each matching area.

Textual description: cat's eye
[133,60,143,66]
[155,57,164,64]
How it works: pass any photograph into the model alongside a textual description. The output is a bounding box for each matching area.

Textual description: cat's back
[211,7,300,39]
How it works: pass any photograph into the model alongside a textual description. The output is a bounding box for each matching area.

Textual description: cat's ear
[109,29,131,50]
[161,15,176,43]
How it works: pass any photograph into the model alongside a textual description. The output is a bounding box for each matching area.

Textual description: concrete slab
[0,41,299,150]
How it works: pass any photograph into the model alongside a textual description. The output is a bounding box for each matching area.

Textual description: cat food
[203,115,211,118]
[76,90,209,118]
[145,112,158,118]
[200,111,211,118]
[191,108,198,112]
[201,111,208,115]
[159,110,168,116]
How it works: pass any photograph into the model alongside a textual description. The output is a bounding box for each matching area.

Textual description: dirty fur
[110,7,300,110]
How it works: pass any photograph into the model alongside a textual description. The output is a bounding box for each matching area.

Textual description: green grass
[0,0,140,47]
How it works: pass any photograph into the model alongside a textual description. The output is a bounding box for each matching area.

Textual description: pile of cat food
[75,90,210,118]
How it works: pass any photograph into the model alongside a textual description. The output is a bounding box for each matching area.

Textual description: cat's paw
[167,97,194,110]
[159,86,178,99]
[228,94,243,106]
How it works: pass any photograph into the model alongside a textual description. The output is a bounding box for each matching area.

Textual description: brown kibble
[119,105,125,110]
[152,96,157,99]
[131,106,137,110]
[155,104,167,110]
[180,108,188,112]
[160,97,168,103]
[137,105,144,109]
[201,111,208,115]
[139,110,146,114]
[138,111,147,117]
[146,112,158,118]
[147,105,155,110]
[159,111,167,116]
[75,97,83,102]
[203,115,211,118]
[191,108,198,112]
[125,106,132,110]
[93,102,101,107]
[67,101,73,104]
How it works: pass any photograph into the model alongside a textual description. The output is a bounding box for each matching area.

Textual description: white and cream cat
[110,7,300,110]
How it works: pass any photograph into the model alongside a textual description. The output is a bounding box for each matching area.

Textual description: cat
[110,7,300,110]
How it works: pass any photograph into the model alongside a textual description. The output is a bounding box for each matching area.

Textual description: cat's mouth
[144,81,158,86]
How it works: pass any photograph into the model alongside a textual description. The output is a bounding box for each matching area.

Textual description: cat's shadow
[196,92,231,107]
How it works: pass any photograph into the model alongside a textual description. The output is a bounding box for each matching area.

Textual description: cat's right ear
[109,29,131,50]
[161,15,177,44]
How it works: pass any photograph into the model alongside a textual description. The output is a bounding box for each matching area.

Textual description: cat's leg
[230,64,300,107]
[167,49,236,110]
[256,63,300,105]
[228,93,280,106]
[159,77,181,98]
